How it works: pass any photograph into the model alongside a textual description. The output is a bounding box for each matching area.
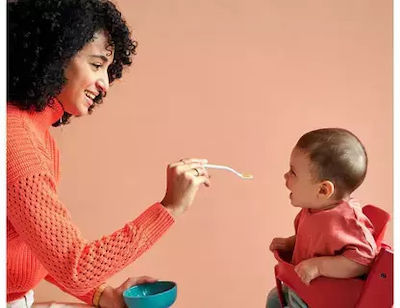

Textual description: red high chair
[273,205,393,308]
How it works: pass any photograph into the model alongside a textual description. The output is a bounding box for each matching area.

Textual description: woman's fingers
[118,276,158,292]
[169,158,208,168]
[180,158,208,164]
[161,158,210,216]
[170,162,208,176]
[177,162,207,173]
[194,174,211,187]
[167,160,210,182]
[131,276,158,285]
[190,165,209,177]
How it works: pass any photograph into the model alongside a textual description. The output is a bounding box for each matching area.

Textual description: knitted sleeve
[7,171,174,301]
[44,274,97,304]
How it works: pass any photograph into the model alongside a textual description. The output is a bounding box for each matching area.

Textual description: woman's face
[57,30,114,116]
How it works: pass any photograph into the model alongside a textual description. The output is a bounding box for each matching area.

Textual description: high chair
[273,205,393,308]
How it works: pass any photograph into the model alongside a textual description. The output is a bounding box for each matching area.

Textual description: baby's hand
[294,258,321,285]
[269,237,291,252]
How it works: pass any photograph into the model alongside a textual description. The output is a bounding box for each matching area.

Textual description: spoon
[204,164,254,180]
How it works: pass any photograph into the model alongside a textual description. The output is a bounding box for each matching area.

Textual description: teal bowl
[123,281,177,308]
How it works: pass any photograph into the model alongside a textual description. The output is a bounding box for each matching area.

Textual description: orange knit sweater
[7,101,174,304]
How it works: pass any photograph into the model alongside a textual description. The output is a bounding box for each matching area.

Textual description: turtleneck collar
[28,98,65,131]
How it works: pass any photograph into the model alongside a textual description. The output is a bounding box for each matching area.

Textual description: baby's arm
[294,255,369,285]
[269,235,296,252]
[317,255,369,278]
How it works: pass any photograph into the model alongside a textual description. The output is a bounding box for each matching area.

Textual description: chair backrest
[362,204,390,248]
[356,245,393,308]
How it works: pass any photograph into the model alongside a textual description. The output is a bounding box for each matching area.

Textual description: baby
[267,128,377,308]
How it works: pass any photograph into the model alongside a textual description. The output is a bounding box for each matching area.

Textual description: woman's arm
[8,172,174,298]
[44,274,97,305]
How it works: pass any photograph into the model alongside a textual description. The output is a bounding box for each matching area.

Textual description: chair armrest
[274,250,364,308]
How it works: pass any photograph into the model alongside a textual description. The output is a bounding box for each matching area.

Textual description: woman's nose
[96,75,110,95]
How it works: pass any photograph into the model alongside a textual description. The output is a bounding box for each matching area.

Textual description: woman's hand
[161,158,210,217]
[99,276,157,308]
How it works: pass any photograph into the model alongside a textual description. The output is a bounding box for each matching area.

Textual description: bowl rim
[123,281,177,299]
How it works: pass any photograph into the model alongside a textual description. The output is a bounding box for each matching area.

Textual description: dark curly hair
[7,0,137,126]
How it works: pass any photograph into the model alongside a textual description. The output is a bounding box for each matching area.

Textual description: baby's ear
[318,180,335,199]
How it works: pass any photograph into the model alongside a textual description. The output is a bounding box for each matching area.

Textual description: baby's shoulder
[309,202,357,227]
[320,200,371,232]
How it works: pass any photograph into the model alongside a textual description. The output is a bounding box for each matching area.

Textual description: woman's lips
[85,95,94,107]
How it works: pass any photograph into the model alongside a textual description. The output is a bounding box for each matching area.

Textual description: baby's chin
[289,199,301,207]
[290,200,314,209]
[291,203,304,208]
[288,194,299,207]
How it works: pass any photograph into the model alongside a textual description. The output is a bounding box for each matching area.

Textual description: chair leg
[275,277,287,308]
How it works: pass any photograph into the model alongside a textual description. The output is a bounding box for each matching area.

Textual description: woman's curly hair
[8,0,137,125]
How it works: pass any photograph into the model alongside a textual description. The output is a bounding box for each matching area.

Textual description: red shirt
[292,199,377,266]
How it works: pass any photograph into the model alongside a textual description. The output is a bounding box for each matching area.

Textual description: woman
[7,0,210,307]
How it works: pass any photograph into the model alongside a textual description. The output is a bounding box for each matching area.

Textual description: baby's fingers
[294,266,310,285]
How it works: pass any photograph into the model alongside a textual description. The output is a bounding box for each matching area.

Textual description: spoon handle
[204,164,253,179]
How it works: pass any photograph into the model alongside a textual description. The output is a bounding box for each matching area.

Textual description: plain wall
[34,0,393,307]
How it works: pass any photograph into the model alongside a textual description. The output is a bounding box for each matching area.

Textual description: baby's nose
[283,173,290,188]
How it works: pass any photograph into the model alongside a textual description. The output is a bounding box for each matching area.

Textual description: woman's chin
[79,109,90,116]
[72,106,90,117]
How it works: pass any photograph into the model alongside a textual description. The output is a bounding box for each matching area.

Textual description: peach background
[34,0,392,307]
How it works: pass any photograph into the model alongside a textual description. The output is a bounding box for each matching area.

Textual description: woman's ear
[318,180,335,199]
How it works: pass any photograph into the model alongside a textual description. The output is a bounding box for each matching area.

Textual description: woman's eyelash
[91,63,102,69]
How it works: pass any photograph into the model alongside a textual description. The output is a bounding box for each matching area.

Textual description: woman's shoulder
[7,104,51,184]
[7,104,38,145]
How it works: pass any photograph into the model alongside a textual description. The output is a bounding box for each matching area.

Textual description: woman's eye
[91,63,102,70]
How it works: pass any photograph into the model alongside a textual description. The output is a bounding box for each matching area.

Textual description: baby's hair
[296,128,367,199]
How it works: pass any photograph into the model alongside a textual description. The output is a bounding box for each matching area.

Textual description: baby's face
[284,147,325,209]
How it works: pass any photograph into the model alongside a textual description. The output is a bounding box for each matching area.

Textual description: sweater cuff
[44,274,96,305]
[132,203,175,236]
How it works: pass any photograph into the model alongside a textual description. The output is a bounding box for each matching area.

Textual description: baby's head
[284,128,367,210]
